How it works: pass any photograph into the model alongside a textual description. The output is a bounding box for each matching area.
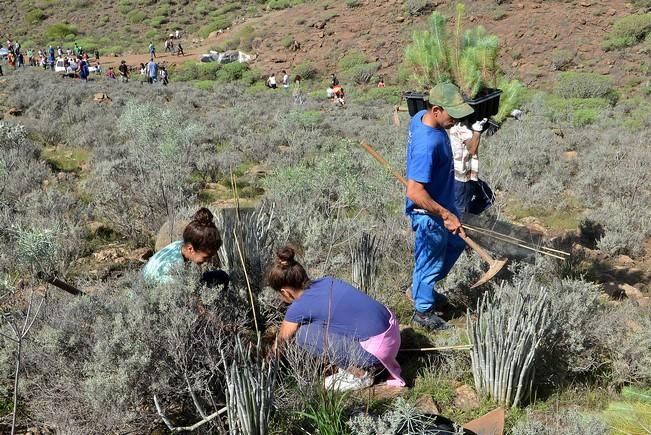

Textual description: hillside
[3,0,650,90]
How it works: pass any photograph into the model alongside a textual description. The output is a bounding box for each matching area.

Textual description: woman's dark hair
[182,208,222,253]
[266,247,310,291]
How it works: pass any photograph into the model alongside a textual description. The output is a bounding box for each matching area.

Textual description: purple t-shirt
[284,277,390,340]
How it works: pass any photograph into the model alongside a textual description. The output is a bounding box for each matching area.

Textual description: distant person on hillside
[267,73,277,89]
[377,77,385,88]
[78,56,89,82]
[266,246,405,392]
[282,70,289,91]
[160,66,169,86]
[106,67,116,79]
[292,74,304,104]
[142,208,228,288]
[176,42,184,56]
[94,49,100,62]
[148,42,156,59]
[330,73,339,86]
[333,85,345,106]
[146,58,158,84]
[164,38,172,53]
[118,60,129,83]
[326,84,335,99]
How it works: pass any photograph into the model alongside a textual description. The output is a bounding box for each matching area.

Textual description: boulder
[453,384,480,411]
[155,218,190,251]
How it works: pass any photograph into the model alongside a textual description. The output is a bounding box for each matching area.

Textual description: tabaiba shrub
[603,13,651,50]
[553,72,617,102]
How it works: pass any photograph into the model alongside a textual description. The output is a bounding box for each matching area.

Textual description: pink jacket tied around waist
[359,308,405,387]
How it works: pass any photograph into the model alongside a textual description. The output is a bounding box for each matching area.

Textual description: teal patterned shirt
[143,240,185,283]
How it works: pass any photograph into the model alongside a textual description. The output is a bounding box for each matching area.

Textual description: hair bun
[192,207,214,227]
[276,247,295,267]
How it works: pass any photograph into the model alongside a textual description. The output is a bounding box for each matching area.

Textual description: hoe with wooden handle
[360,142,507,288]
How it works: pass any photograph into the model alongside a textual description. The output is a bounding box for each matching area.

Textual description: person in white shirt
[449,117,488,220]
[282,70,289,91]
[267,73,277,89]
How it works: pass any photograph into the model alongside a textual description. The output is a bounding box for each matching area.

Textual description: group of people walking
[141,82,489,393]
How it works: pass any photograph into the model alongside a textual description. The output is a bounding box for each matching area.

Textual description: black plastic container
[404,91,428,116]
[465,88,503,120]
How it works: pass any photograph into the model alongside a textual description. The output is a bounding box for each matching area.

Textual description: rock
[580,1,592,6]
[621,283,644,300]
[127,247,154,263]
[155,218,190,251]
[614,255,634,267]
[6,107,22,116]
[87,221,111,237]
[247,164,272,177]
[608,9,617,16]
[561,150,578,161]
[396,16,405,23]
[602,281,626,299]
[314,21,326,29]
[415,395,441,414]
[93,93,112,103]
[454,384,480,410]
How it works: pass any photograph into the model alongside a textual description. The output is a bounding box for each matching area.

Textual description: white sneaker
[324,368,374,392]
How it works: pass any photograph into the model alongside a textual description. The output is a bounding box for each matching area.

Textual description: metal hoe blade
[470,258,507,289]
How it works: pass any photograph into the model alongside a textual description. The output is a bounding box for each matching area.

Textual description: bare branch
[153,395,226,433]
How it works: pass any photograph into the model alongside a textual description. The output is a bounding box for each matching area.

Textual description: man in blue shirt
[405,83,474,330]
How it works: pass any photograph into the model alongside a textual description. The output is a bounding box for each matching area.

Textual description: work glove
[471,118,488,132]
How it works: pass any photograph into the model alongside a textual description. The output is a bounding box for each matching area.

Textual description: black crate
[404,91,428,116]
[465,88,503,120]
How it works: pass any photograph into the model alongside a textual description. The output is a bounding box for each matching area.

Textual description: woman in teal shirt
[143,208,227,286]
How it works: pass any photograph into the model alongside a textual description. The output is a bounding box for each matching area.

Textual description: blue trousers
[410,213,465,313]
[296,323,379,369]
[454,180,473,221]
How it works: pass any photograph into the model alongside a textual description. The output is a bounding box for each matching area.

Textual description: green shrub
[347,62,380,84]
[550,48,575,71]
[25,9,46,24]
[554,72,617,102]
[345,0,360,7]
[282,35,294,48]
[215,62,250,83]
[149,16,168,27]
[174,61,221,81]
[338,51,368,70]
[198,15,232,38]
[127,10,146,24]
[404,0,430,16]
[544,95,610,126]
[46,23,78,41]
[292,61,318,80]
[267,0,291,9]
[603,13,651,50]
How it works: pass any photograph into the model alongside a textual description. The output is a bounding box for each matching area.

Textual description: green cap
[428,83,474,119]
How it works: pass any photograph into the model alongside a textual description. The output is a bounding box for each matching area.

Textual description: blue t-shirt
[405,110,458,217]
[142,240,184,283]
[284,277,390,340]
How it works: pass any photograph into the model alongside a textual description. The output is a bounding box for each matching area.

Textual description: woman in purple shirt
[267,246,403,391]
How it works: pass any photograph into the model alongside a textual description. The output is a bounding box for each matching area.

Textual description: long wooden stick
[463,227,568,260]
[464,224,570,256]
[400,344,473,352]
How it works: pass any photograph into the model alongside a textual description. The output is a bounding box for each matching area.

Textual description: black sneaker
[404,289,450,312]
[411,311,450,331]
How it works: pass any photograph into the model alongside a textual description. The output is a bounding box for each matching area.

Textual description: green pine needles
[404,3,501,97]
